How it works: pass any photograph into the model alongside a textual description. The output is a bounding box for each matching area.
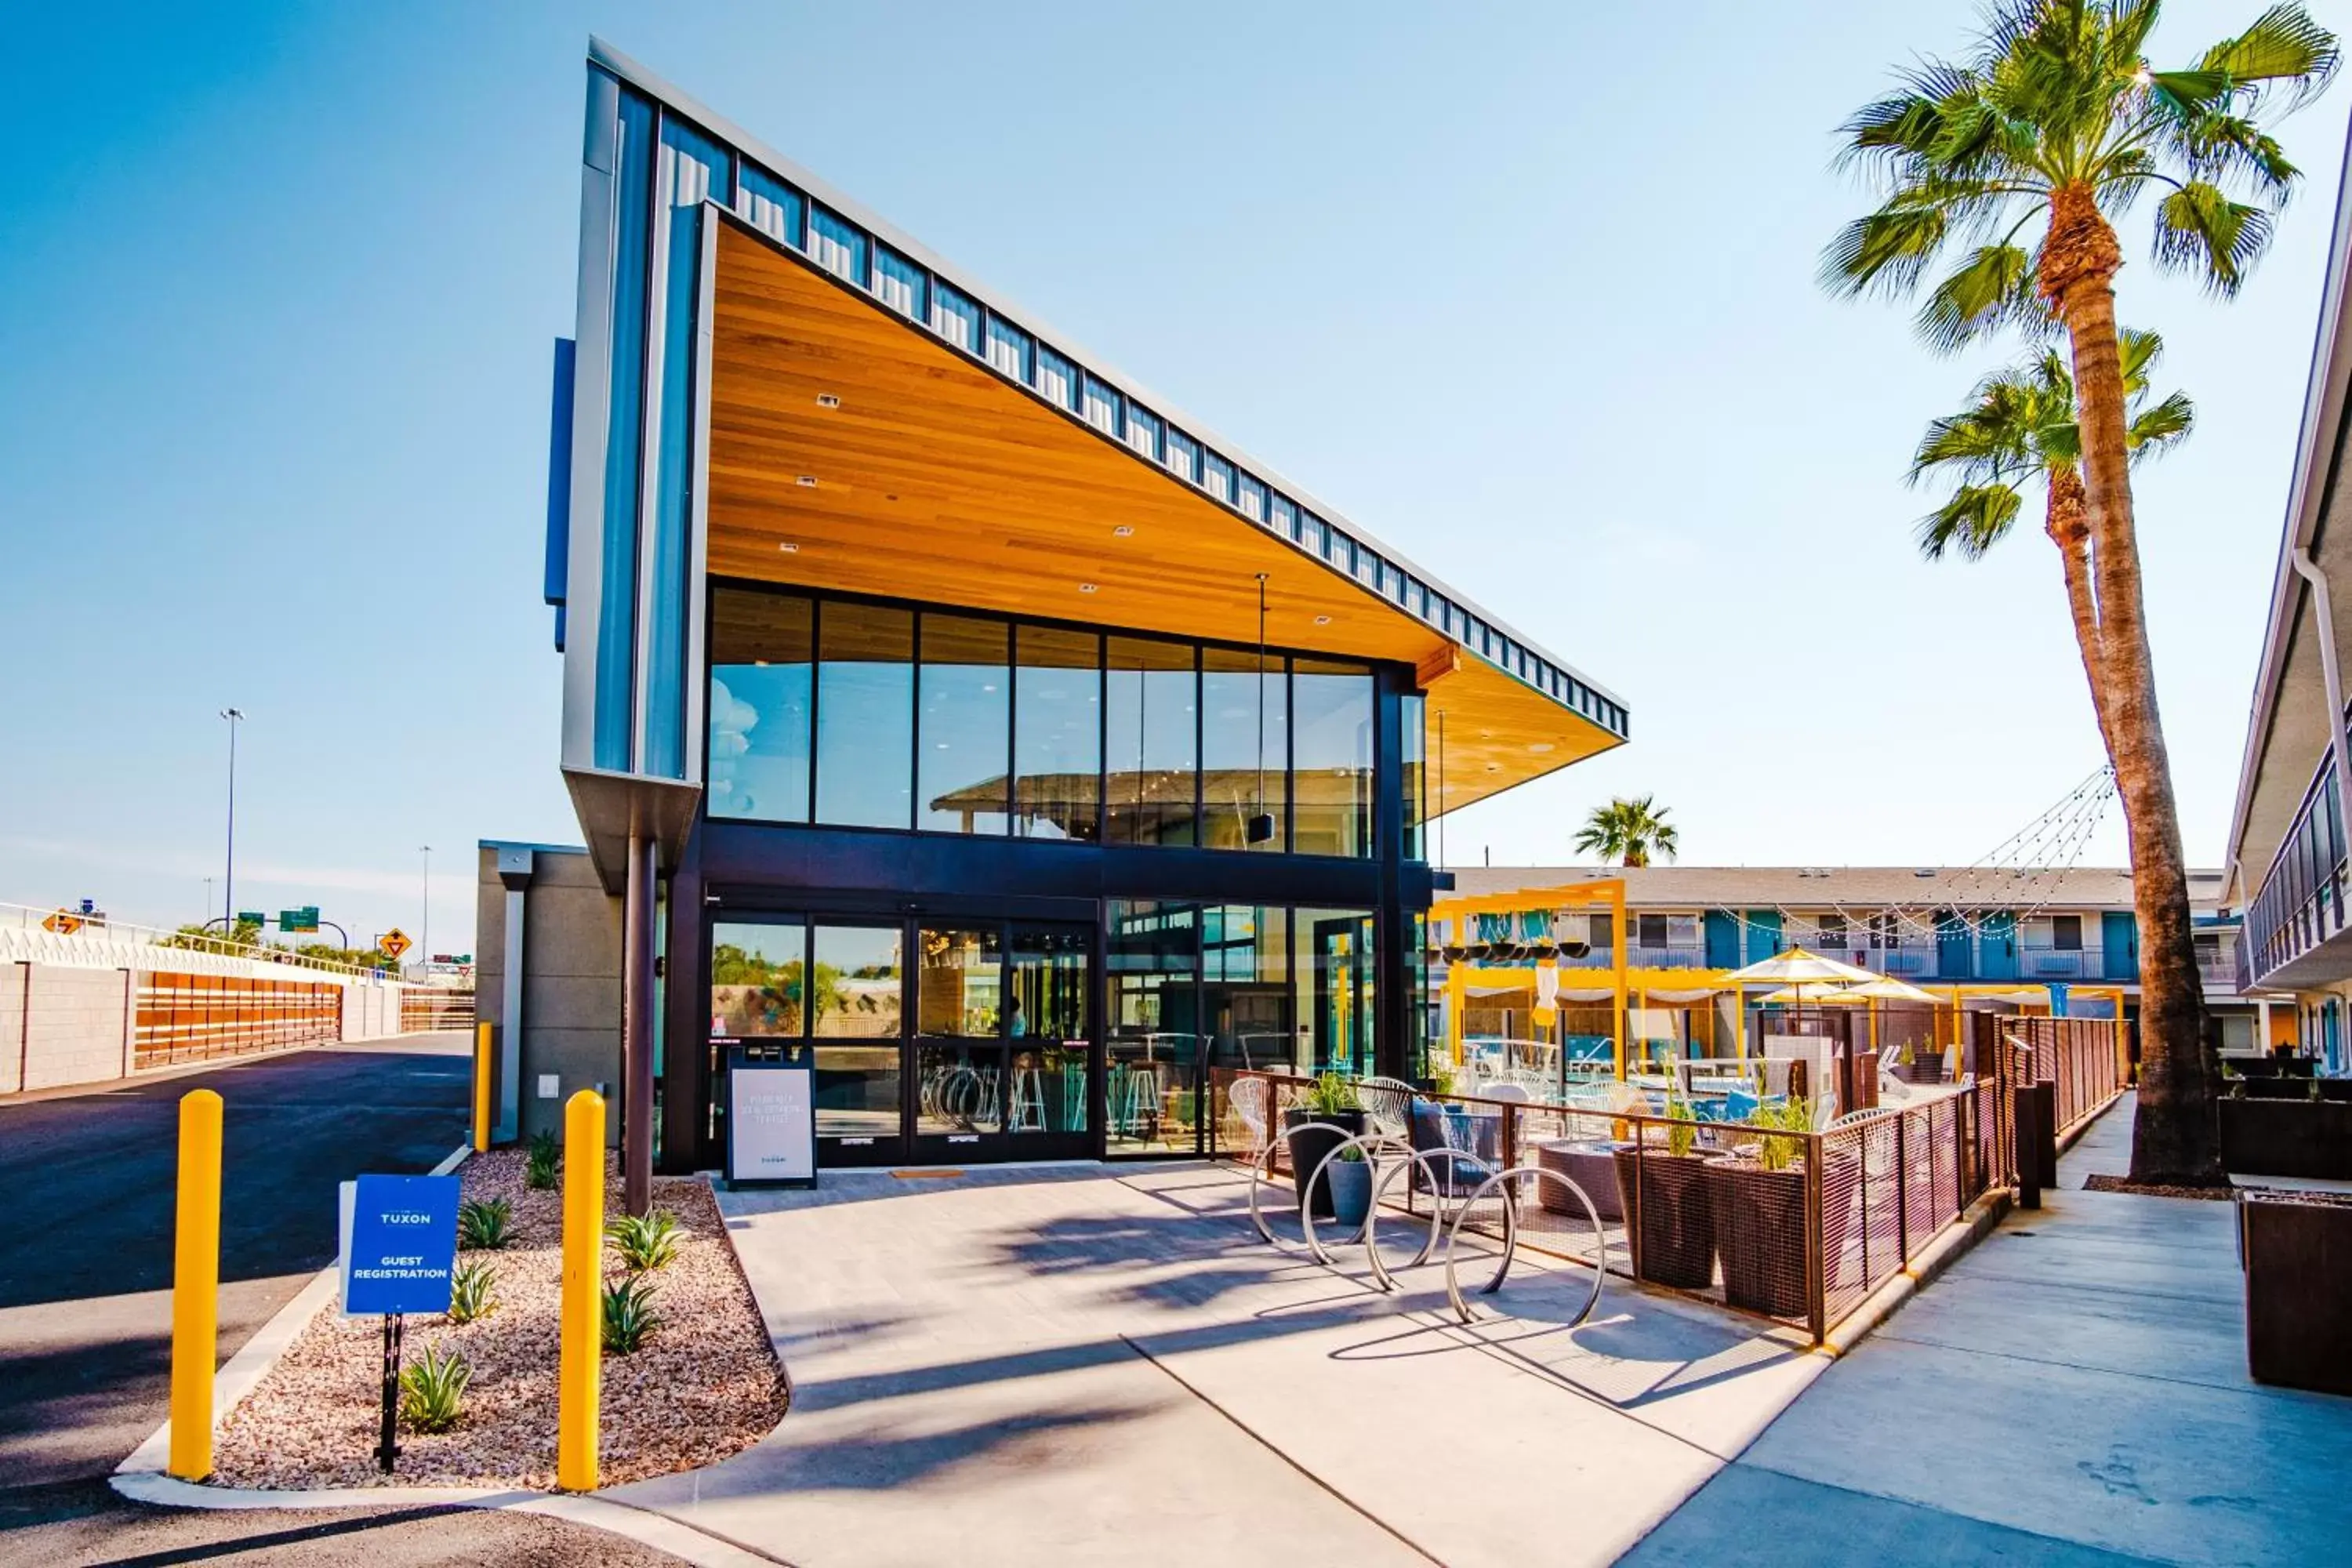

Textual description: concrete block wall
[0,964,27,1094]
[339,980,403,1040]
[477,844,623,1145]
[13,964,134,1093]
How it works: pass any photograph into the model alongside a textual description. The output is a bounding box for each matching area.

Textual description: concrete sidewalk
[615,1163,1830,1568]
[1621,1094,2352,1566]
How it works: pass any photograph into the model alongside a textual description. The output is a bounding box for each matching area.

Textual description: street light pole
[419,845,432,982]
[220,710,245,939]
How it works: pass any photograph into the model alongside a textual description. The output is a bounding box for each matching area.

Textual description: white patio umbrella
[1726,948,1878,1077]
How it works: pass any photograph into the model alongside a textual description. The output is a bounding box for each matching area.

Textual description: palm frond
[1917,483,2025,562]
[2201,4,2341,107]
[1914,242,2044,352]
[1819,205,1950,297]
[2153,180,2275,293]
[2128,390,2196,457]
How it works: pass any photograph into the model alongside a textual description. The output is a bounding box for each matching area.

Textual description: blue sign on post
[341,1174,459,1316]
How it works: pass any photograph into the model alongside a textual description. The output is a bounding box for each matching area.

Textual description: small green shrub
[1336,1142,1366,1163]
[456,1196,512,1251]
[1660,1094,1698,1159]
[1305,1072,1361,1117]
[606,1208,688,1273]
[601,1274,662,1354]
[525,1131,561,1189]
[447,1260,498,1324]
[398,1345,470,1433]
[1743,1096,1814,1173]
[1428,1062,1457,1098]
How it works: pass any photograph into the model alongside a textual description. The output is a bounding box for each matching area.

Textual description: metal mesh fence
[1235,1069,1994,1341]
[134,973,343,1068]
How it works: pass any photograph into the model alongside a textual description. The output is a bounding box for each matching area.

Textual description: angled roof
[590,39,1627,811]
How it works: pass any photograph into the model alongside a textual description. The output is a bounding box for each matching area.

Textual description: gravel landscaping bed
[2083,1174,2237,1201]
[209,1149,786,1491]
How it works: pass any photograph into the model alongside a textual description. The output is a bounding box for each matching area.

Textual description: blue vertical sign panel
[343,1174,459,1316]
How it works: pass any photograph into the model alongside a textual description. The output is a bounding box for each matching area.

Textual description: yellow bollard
[169,1089,223,1481]
[557,1091,604,1492]
[472,1022,493,1152]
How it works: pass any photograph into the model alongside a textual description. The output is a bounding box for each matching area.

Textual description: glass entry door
[909,920,1094,1163]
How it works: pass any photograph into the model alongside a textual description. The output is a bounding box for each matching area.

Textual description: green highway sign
[280,906,321,933]
[236,910,266,927]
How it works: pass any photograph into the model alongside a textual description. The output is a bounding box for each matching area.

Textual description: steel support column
[622,829,658,1217]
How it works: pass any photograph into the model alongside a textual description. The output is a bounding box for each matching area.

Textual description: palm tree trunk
[2045,466,2117,756]
[2045,191,2223,1185]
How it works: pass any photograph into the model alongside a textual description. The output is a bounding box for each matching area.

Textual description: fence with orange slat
[134,972,344,1069]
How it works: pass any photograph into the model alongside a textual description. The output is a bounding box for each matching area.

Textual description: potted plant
[1611,1096,1715,1290]
[1326,1143,1374,1234]
[1283,1072,1366,1219]
[2241,1189,2352,1395]
[1704,1098,1815,1319]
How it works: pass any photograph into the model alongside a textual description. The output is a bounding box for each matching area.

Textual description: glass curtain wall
[915,927,1003,1139]
[706,586,1381,861]
[919,615,1010,832]
[1201,648,1287,851]
[1010,927,1091,1142]
[811,924,902,1150]
[1202,906,1291,1155]
[1014,626,1102,840]
[1106,902,1202,1154]
[1293,660,1375,858]
[709,590,813,822]
[1105,637,1197,847]
[815,603,914,829]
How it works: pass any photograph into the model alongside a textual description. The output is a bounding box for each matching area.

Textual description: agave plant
[446,1259,499,1324]
[456,1196,512,1251]
[601,1274,662,1354]
[398,1345,471,1433]
[606,1208,688,1274]
[525,1131,561,1190]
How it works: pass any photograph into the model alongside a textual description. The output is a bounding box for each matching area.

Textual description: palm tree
[1911,328,2194,752]
[1575,797,1680,868]
[1823,1,2337,1185]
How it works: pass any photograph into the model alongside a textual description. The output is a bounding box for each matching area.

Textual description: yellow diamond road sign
[42,910,82,935]
[378,928,413,960]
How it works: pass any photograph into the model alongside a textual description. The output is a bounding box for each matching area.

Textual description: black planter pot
[1704,1158,1808,1319]
[2243,1191,2352,1395]
[1611,1146,1715,1290]
[1284,1109,1367,1218]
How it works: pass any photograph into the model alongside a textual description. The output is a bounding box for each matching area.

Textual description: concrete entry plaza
[613,1162,1828,1567]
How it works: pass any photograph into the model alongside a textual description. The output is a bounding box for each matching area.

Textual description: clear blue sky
[3,1,2346,956]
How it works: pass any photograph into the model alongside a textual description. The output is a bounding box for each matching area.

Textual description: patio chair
[1229,1075,1272,1158]
[1483,1083,1532,1105]
[1406,1098,1504,1200]
[1357,1076,1419,1148]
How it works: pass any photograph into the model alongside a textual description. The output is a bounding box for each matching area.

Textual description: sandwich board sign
[725,1047,816,1188]
[337,1173,459,1471]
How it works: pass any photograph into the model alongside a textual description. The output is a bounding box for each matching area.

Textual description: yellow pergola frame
[1428,879,1628,1079]
[2071,984,2132,1085]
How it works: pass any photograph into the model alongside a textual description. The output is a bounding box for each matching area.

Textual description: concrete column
[622,830,658,1218]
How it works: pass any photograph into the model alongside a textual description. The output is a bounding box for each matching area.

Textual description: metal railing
[136,973,346,1069]
[1235,1068,1998,1344]
[2000,1014,2125,1140]
[0,901,384,979]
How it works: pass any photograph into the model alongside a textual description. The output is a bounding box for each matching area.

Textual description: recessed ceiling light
[1079,583,1098,593]
[778,542,799,553]
[1485,762,1502,772]
[1527,742,1555,754]
[1112,525,1134,537]
[816,393,841,408]
[796,474,818,488]
[1313,615,1332,626]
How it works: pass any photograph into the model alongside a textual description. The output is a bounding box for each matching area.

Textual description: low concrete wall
[1,957,412,1098]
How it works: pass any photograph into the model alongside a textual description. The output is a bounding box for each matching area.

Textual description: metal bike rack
[1440,1164,1606,1327]
[1359,1146,1470,1290]
[1298,1128,1416,1267]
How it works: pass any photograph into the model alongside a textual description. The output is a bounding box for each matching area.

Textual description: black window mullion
[807,597,822,823]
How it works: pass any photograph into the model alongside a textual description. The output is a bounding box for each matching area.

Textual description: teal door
[1936,913,1973,980]
[1704,911,1740,968]
[1977,913,2019,981]
[2101,913,2139,982]
[1744,910,1782,963]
